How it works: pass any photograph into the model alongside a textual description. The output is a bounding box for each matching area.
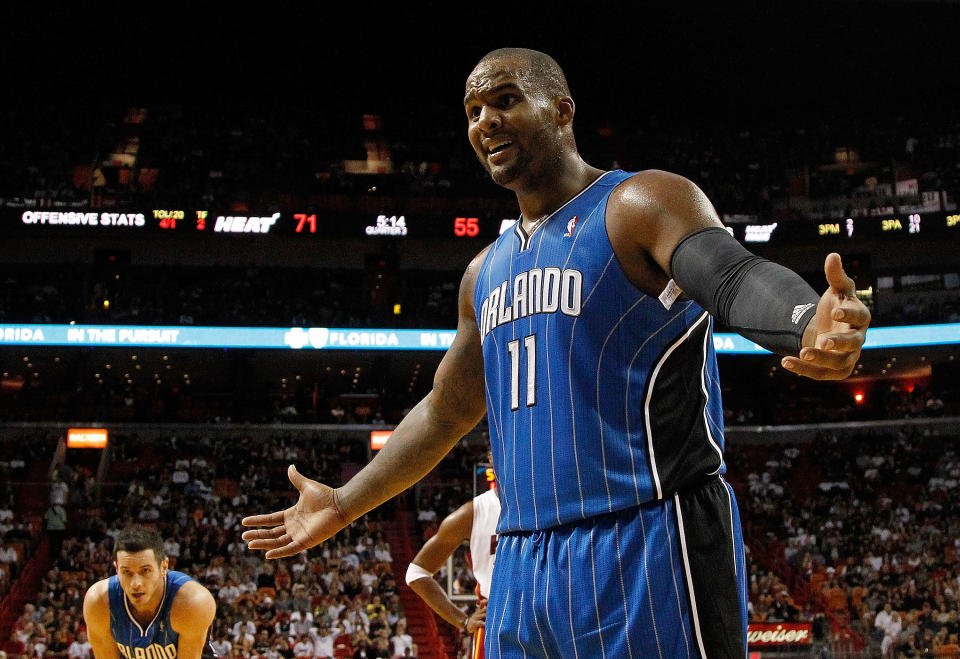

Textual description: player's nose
[477,105,502,133]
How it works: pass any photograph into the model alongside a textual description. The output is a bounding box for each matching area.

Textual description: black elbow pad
[670,227,820,355]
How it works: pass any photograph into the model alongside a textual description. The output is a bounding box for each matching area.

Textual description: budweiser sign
[747,623,812,646]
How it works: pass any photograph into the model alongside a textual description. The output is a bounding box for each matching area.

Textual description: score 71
[294,214,317,233]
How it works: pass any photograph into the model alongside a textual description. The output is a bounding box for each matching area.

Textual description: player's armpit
[170,582,217,659]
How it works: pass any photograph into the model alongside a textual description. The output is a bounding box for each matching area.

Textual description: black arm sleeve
[669,227,820,356]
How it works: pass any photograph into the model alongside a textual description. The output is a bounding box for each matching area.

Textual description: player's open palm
[242,465,349,559]
[782,252,871,380]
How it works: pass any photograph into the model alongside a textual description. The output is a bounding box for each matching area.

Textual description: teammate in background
[83,527,217,659]
[406,485,500,658]
[244,47,870,657]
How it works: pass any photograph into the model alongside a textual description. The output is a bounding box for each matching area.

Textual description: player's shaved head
[472,48,571,100]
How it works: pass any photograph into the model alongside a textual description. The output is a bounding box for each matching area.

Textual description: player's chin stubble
[481,149,533,188]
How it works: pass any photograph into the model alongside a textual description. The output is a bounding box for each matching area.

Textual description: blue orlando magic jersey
[474,170,727,533]
[109,570,193,659]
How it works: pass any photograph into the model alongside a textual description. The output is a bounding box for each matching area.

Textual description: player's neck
[515,156,604,225]
[128,584,165,626]
[129,600,161,626]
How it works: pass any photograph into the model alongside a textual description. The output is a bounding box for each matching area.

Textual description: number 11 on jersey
[507,334,537,411]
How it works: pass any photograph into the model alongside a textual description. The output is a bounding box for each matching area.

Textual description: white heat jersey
[469,489,501,598]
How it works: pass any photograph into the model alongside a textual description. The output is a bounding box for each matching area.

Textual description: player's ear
[113,561,118,573]
[161,557,169,573]
[555,95,575,127]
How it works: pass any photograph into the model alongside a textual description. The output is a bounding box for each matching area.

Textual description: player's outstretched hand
[782,253,870,381]
[241,465,349,559]
[465,602,487,633]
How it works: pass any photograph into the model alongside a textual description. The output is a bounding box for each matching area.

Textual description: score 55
[454,217,479,237]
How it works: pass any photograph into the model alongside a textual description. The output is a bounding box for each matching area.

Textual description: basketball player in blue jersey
[244,48,871,657]
[83,527,217,659]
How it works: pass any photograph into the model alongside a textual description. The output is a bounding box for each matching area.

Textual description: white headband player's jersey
[469,488,501,598]
[474,170,727,534]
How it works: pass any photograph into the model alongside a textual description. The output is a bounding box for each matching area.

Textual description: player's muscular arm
[244,249,490,558]
[606,170,869,379]
[407,502,476,630]
[606,169,724,283]
[82,581,121,659]
[170,582,216,659]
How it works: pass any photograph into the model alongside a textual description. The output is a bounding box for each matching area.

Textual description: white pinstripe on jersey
[588,525,608,658]
[643,311,713,500]
[625,301,688,505]
[564,535,581,659]
[723,478,738,578]
[531,230,564,526]
[590,268,645,513]
[697,315,724,472]
[663,504,694,657]
[674,496,708,658]
[612,520,634,659]
[638,506,665,659]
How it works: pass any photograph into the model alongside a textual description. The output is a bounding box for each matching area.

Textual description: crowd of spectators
[0,264,460,330]
[882,296,960,328]
[3,102,958,223]
[4,317,955,431]
[2,431,422,658]
[0,433,60,599]
[2,260,957,330]
[4,412,960,657]
[731,424,960,656]
[721,381,958,429]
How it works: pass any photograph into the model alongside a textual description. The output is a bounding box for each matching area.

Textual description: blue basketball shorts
[484,476,748,658]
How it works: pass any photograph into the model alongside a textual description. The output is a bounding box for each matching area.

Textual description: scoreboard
[14,208,509,241]
[10,207,960,244]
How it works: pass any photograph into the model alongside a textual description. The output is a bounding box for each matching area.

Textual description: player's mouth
[485,138,514,164]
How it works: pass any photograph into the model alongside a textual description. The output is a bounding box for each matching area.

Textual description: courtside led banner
[747,623,812,646]
[1,323,958,352]
[67,428,108,448]
[0,325,457,350]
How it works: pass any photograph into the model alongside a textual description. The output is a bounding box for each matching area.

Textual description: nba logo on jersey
[563,215,578,237]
